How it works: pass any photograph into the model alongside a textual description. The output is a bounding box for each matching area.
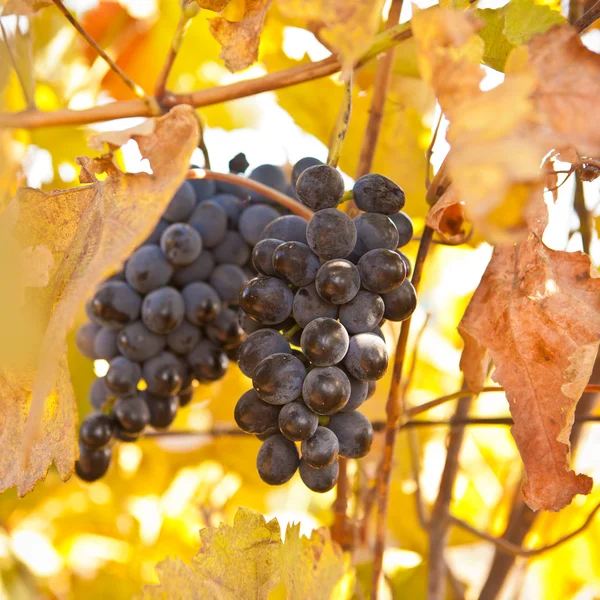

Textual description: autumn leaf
[425,186,468,244]
[1,0,52,15]
[459,234,600,511]
[143,508,348,599]
[0,105,199,497]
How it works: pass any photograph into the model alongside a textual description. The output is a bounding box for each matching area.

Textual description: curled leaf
[425,186,468,244]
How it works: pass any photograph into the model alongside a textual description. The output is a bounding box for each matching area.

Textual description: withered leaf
[1,0,52,15]
[425,186,468,244]
[0,105,199,496]
[459,234,600,511]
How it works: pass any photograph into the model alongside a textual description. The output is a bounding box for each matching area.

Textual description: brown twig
[0,23,412,130]
[51,0,156,108]
[574,0,600,31]
[187,169,314,219]
[449,501,600,557]
[327,73,353,168]
[331,457,352,548]
[425,111,443,189]
[0,20,35,109]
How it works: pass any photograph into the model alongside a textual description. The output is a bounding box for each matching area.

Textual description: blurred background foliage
[0,0,600,598]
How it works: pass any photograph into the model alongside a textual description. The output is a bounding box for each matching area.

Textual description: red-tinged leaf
[459,235,600,511]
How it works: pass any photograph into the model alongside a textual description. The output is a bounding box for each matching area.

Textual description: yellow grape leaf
[277,0,386,74]
[459,234,600,511]
[143,508,348,599]
[0,105,199,497]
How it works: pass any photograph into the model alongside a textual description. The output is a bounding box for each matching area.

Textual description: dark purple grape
[239,277,294,325]
[398,251,411,277]
[117,321,166,362]
[260,215,308,245]
[295,165,344,211]
[177,385,195,407]
[252,238,284,276]
[160,223,202,266]
[292,283,338,328]
[306,209,356,260]
[300,318,349,367]
[302,366,350,415]
[272,241,320,287]
[248,164,288,203]
[143,352,184,396]
[187,340,229,381]
[189,177,217,202]
[205,308,246,350]
[257,434,299,485]
[142,286,185,334]
[256,428,280,441]
[188,200,228,248]
[389,212,413,247]
[76,323,99,359]
[209,264,249,305]
[93,328,120,360]
[353,213,399,256]
[238,204,280,246]
[90,281,141,329]
[315,259,360,304]
[234,389,281,434]
[114,428,140,443]
[278,401,318,441]
[353,173,405,214]
[301,426,339,468]
[142,219,169,245]
[367,380,376,399]
[89,377,110,410]
[340,370,369,412]
[339,290,384,334]
[76,445,112,481]
[182,282,222,324]
[343,333,388,381]
[299,458,339,492]
[212,231,250,266]
[79,413,114,450]
[144,392,178,429]
[105,356,142,396]
[125,244,173,293]
[113,395,150,433]
[358,249,406,294]
[163,181,197,222]
[252,353,306,405]
[327,411,373,458]
[382,280,417,322]
[237,329,292,378]
[171,251,215,287]
[167,321,202,355]
[211,193,243,226]
[291,157,323,187]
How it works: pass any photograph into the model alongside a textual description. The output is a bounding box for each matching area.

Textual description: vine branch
[327,73,353,168]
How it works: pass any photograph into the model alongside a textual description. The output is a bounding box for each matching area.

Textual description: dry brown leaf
[206,0,272,72]
[425,186,468,244]
[0,105,199,496]
[88,119,156,152]
[1,0,51,15]
[196,0,230,11]
[459,234,600,511]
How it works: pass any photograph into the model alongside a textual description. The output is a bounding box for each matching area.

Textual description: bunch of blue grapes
[74,156,296,482]
[234,159,416,493]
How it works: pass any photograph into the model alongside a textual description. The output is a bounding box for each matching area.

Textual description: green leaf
[477,8,513,72]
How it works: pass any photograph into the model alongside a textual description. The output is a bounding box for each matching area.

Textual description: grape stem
[186,169,314,220]
[337,190,354,205]
[327,73,353,168]
[283,324,301,341]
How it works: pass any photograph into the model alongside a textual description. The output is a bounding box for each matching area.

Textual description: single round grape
[343,333,388,381]
[278,401,318,441]
[188,200,228,248]
[177,385,194,407]
[382,280,417,322]
[327,411,373,458]
[212,231,250,266]
[90,281,141,329]
[248,164,288,202]
[93,327,120,360]
[144,392,178,429]
[114,428,140,443]
[163,181,197,222]
[237,329,292,378]
[142,219,169,245]
[273,241,320,287]
[252,238,284,276]
[171,251,215,287]
[292,284,338,328]
[371,325,385,341]
[209,264,249,305]
[113,395,150,433]
[239,204,280,246]
[125,244,173,293]
[142,286,185,335]
[182,282,222,324]
[339,369,370,412]
[187,340,229,381]
[302,366,350,415]
[257,434,300,485]
[76,446,112,482]
[89,377,110,410]
[299,458,339,492]
[301,426,339,468]
[234,389,281,434]
[167,321,202,355]
[117,321,166,362]
[300,318,349,367]
[229,152,249,174]
[211,193,243,226]
[260,215,308,245]
[398,251,412,277]
[339,290,384,334]
[315,259,360,305]
[216,179,249,200]
[389,212,413,247]
[353,173,406,214]
[76,322,99,359]
[296,165,344,211]
[205,307,246,350]
[160,223,202,266]
[189,177,217,202]
[79,413,114,450]
[143,351,184,396]
[353,213,399,256]
[106,356,142,396]
[253,353,306,405]
[358,249,406,294]
[238,310,267,335]
[306,209,357,260]
[256,428,280,441]
[291,156,323,187]
[367,380,376,399]
[239,277,294,325]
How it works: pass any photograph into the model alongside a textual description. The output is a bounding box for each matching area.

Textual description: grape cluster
[74,157,294,482]
[234,161,416,493]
